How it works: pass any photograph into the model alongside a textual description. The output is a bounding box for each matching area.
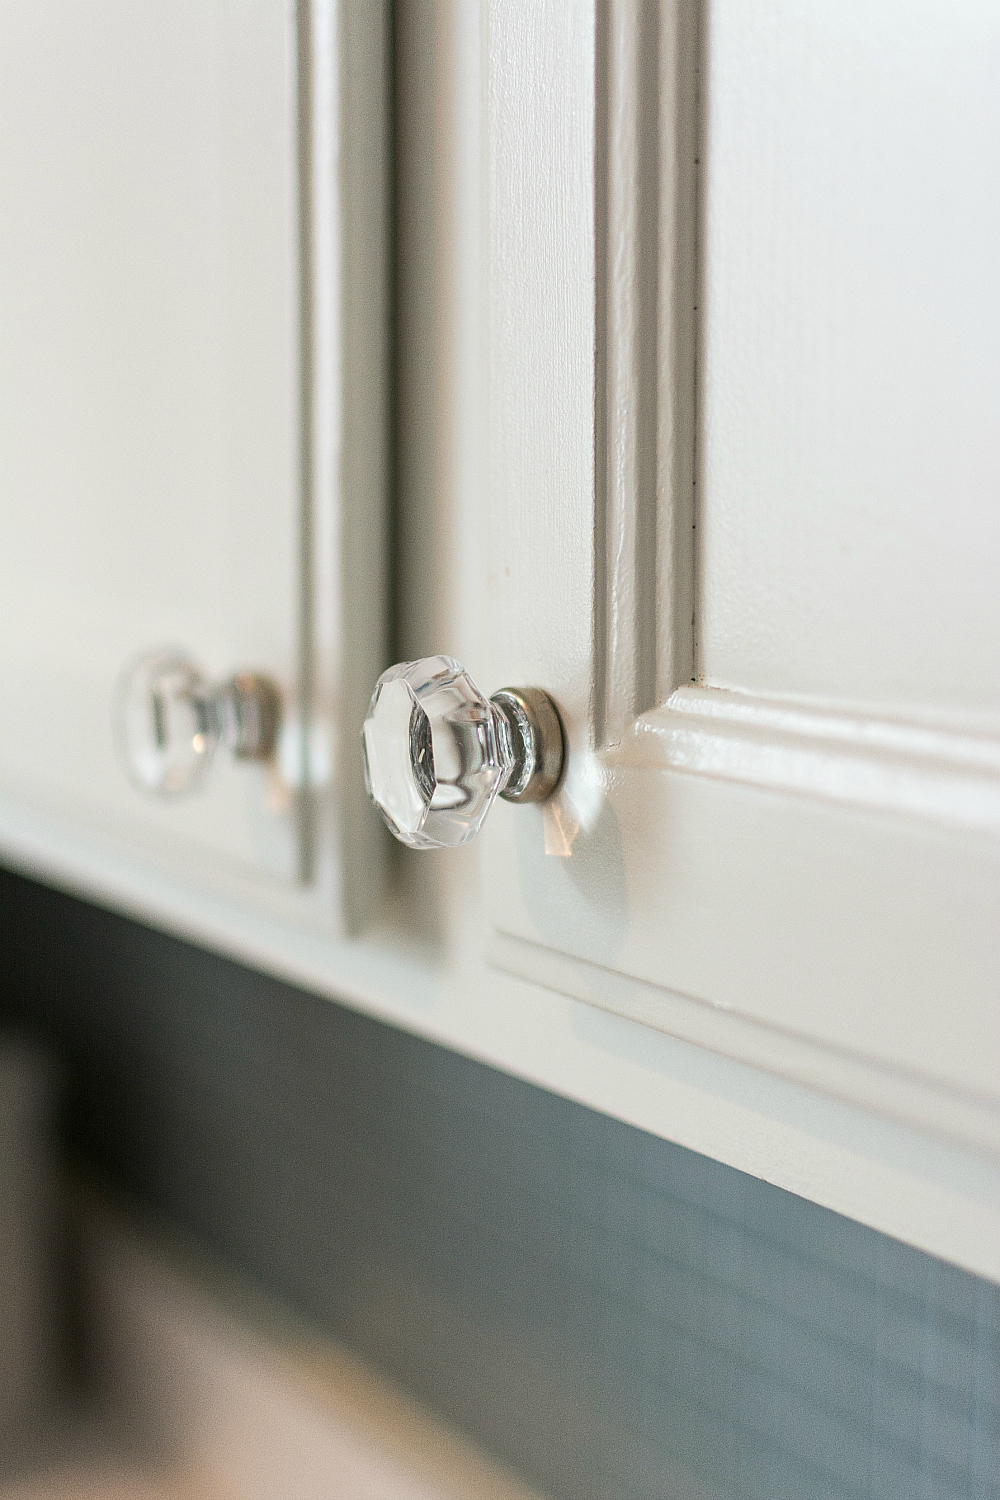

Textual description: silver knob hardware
[116,648,282,796]
[362,656,565,850]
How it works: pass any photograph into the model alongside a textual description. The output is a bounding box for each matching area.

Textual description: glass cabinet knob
[362,655,565,849]
[115,648,282,796]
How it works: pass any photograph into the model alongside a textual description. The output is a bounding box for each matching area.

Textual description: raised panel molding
[629,687,1000,837]
[485,0,1000,1150]
[0,0,389,936]
[491,928,1000,1159]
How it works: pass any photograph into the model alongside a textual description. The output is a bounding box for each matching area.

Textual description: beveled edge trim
[488,928,1000,1160]
[613,685,1000,835]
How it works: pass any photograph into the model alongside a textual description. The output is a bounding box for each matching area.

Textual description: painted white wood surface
[701,1,1000,724]
[4,0,1000,1286]
[485,0,1000,1152]
[0,0,388,933]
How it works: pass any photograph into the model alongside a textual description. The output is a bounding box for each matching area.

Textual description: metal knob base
[216,672,282,763]
[362,656,565,849]
[491,687,565,804]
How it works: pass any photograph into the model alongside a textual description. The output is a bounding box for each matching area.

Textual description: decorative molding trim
[594,0,699,747]
[491,930,1000,1159]
[618,684,1000,835]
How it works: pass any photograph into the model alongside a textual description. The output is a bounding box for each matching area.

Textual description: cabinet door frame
[0,0,389,938]
[484,0,1000,1155]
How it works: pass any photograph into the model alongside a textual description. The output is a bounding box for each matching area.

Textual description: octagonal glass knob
[362,655,565,849]
[115,648,281,796]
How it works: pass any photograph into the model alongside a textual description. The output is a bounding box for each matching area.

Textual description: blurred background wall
[2,865,998,1500]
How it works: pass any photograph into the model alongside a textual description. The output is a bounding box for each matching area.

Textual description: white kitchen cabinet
[0,0,388,933]
[484,0,1000,1155]
[3,1,1000,1285]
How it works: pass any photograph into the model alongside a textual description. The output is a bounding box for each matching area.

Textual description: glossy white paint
[700,0,1000,723]
[0,0,388,934]
[486,0,1000,1161]
[3,0,1000,1285]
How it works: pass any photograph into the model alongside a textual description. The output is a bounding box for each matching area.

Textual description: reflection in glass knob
[116,649,282,796]
[362,655,565,849]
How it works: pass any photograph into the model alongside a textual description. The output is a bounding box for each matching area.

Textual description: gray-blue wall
[1,867,997,1500]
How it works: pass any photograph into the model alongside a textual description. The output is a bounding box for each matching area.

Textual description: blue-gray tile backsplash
[1,867,997,1500]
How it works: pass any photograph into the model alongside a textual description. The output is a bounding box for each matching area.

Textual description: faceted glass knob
[362,655,564,849]
[116,648,281,796]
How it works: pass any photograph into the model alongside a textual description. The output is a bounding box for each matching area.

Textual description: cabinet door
[0,0,387,933]
[485,0,1000,1152]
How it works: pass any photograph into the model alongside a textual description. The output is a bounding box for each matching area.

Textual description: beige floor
[1,1461,200,1500]
[0,1204,545,1500]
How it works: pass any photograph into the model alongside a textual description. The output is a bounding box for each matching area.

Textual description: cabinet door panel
[0,0,387,931]
[699,1,1000,723]
[485,0,1000,1150]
